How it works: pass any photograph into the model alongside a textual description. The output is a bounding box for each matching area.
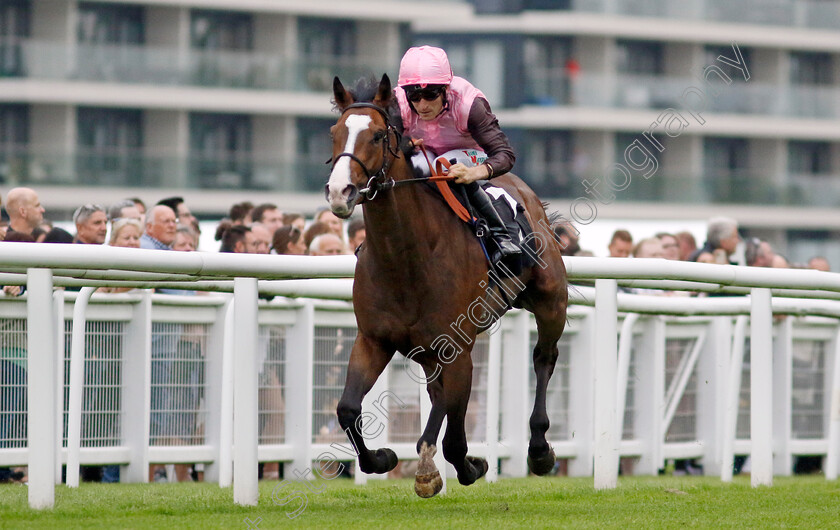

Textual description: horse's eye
[372,131,386,143]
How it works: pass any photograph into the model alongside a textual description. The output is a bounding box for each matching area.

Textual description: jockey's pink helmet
[398,46,453,87]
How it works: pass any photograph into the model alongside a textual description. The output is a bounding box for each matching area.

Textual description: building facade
[1,0,839,263]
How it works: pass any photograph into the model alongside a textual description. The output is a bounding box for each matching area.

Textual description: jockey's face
[413,91,445,121]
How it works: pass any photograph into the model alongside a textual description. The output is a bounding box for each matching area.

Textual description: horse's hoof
[527,446,556,476]
[458,457,489,486]
[375,448,399,474]
[415,470,443,498]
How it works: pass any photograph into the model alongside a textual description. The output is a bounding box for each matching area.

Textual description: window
[524,37,574,105]
[522,130,572,197]
[703,137,749,202]
[789,141,831,175]
[297,117,334,192]
[790,52,833,86]
[77,107,143,186]
[77,2,144,45]
[190,113,252,189]
[297,18,356,91]
[191,10,253,51]
[0,104,28,183]
[704,45,751,82]
[0,0,30,76]
[617,40,663,75]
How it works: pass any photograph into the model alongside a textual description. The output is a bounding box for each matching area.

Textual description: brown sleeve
[467,97,515,178]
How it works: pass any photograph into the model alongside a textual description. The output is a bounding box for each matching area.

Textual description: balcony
[1,39,393,93]
[0,147,331,193]
[568,0,840,30]
[524,69,840,120]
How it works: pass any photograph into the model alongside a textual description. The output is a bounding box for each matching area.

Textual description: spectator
[691,217,740,265]
[97,218,143,294]
[315,207,345,240]
[346,218,366,253]
[4,187,44,237]
[172,226,198,252]
[608,229,633,258]
[42,227,74,244]
[249,223,272,255]
[655,232,680,261]
[808,256,830,272]
[632,237,664,259]
[73,204,108,245]
[303,221,330,251]
[141,205,178,250]
[127,197,147,223]
[229,201,254,226]
[31,226,47,242]
[675,231,697,261]
[771,254,790,268]
[553,222,581,257]
[745,238,774,268]
[282,212,305,232]
[219,225,257,253]
[251,203,283,234]
[272,226,306,255]
[108,200,143,223]
[309,233,347,256]
[157,196,195,228]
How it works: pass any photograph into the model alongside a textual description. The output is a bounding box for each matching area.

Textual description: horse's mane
[331,76,413,157]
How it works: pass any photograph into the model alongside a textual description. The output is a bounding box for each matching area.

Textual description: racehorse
[326,74,568,498]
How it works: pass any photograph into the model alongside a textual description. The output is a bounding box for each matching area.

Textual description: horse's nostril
[324,184,330,201]
[345,185,359,203]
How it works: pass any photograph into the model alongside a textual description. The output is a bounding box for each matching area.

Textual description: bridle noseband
[330,102,401,202]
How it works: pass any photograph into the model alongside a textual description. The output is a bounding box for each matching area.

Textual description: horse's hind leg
[528,309,566,476]
[336,335,397,474]
[441,358,489,487]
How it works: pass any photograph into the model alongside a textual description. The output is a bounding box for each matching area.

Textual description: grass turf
[1,476,839,529]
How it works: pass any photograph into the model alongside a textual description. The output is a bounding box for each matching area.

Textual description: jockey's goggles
[406,85,445,103]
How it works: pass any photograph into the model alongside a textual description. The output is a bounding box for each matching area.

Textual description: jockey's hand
[448,163,487,184]
[411,138,424,149]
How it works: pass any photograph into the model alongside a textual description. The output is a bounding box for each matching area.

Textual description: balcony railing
[0,147,331,192]
[569,0,840,30]
[2,39,393,93]
[524,69,840,119]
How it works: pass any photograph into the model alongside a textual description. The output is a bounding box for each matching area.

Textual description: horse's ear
[375,73,393,107]
[333,76,353,111]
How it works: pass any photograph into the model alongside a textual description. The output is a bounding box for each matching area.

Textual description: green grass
[2,476,839,529]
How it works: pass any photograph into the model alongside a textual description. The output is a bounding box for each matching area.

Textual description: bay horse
[326,74,568,497]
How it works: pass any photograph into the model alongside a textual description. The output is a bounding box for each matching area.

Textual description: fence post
[634,316,665,475]
[233,278,259,506]
[616,313,639,444]
[826,325,840,480]
[773,316,793,477]
[203,296,233,485]
[568,307,595,477]
[697,316,732,477]
[484,328,502,482]
[721,315,748,482]
[121,290,152,483]
[499,310,530,477]
[750,288,773,487]
[285,300,314,482]
[594,279,618,490]
[27,268,55,509]
[66,287,95,488]
[53,290,65,485]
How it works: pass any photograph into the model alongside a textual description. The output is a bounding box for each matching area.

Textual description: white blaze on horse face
[328,114,372,215]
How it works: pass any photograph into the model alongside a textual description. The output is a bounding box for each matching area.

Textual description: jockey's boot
[466,183,522,263]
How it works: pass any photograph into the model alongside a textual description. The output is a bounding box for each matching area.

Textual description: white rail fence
[0,244,839,509]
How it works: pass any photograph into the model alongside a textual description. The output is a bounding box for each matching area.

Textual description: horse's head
[326,74,396,219]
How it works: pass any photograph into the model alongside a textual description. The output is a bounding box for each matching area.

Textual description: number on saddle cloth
[410,148,488,177]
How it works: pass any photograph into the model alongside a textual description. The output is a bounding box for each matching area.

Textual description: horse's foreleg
[415,374,445,498]
[336,335,397,475]
[528,314,564,475]
[441,359,488,487]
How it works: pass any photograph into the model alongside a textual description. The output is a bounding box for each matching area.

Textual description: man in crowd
[249,223,272,254]
[608,229,633,258]
[73,204,108,245]
[141,205,178,250]
[4,187,45,238]
[251,203,283,235]
[309,233,347,256]
[346,218,366,253]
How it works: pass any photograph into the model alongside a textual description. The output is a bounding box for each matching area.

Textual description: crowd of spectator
[0,189,366,485]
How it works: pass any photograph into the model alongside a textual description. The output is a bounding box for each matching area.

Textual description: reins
[330,102,456,204]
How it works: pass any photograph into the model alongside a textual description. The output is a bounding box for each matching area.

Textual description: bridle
[330,102,402,202]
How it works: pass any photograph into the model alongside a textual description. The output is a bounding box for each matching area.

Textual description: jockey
[393,45,522,263]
